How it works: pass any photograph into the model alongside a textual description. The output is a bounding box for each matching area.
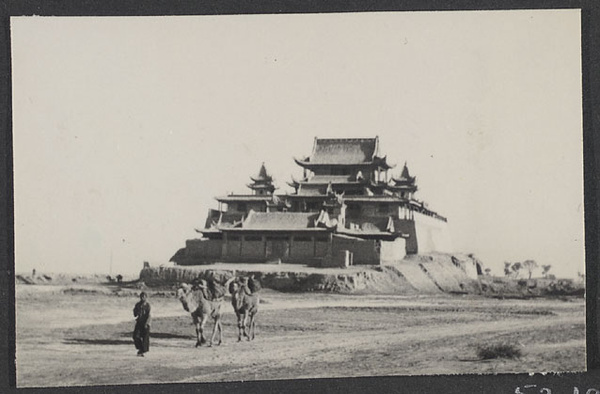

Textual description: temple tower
[247,163,275,195]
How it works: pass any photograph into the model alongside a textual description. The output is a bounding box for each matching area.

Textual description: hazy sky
[11,10,583,278]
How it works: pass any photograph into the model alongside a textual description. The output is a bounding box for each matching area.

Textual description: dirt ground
[15,283,585,388]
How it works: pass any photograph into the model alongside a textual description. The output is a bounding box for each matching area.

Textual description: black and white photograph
[10,8,588,389]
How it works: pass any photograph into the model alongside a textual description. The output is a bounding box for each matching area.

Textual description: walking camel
[229,277,260,341]
[176,281,225,347]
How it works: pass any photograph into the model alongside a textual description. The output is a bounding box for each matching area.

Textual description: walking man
[133,292,151,357]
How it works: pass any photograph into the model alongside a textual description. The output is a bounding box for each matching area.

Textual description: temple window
[377,203,388,214]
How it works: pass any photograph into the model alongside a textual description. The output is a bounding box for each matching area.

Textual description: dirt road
[15,284,585,387]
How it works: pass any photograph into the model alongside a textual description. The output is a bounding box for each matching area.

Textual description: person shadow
[63,332,194,346]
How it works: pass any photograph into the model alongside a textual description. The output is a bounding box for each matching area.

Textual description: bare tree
[511,262,522,278]
[504,262,512,277]
[541,265,552,278]
[522,260,538,279]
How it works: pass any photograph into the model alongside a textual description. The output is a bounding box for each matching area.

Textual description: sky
[11,10,584,278]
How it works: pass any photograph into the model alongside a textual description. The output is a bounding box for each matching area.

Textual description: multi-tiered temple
[171,137,452,267]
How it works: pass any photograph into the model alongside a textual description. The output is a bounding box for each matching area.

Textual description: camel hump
[210,280,226,300]
[247,277,262,293]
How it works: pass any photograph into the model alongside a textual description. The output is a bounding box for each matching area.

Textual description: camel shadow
[145,332,194,339]
[116,331,194,340]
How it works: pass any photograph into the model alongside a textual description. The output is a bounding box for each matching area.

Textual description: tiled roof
[392,162,416,184]
[308,137,378,165]
[215,195,273,202]
[241,211,320,230]
[343,195,403,202]
[250,162,274,183]
[303,175,357,184]
[296,186,326,196]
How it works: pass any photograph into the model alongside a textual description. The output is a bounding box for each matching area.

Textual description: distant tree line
[502,260,552,279]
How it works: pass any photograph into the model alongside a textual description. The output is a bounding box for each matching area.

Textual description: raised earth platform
[139,253,484,294]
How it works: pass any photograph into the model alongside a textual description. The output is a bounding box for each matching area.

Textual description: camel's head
[177,283,192,312]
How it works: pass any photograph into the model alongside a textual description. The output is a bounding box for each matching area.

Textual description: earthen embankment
[139,253,483,295]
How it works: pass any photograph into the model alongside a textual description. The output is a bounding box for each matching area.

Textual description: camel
[229,277,260,342]
[176,281,224,347]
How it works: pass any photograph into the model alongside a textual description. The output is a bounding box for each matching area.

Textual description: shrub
[476,342,522,360]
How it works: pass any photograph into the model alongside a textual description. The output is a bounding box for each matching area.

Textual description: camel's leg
[242,313,250,340]
[197,315,208,347]
[237,313,243,342]
[215,316,223,346]
[249,314,256,340]
[195,322,202,347]
[209,315,221,347]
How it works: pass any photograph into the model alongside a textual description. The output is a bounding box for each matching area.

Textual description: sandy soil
[15,284,585,388]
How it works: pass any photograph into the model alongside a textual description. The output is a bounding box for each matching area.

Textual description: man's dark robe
[133,300,151,353]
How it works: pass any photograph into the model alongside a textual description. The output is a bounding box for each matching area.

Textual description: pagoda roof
[343,195,404,202]
[296,186,327,196]
[246,183,276,190]
[387,184,418,192]
[392,162,416,184]
[293,137,393,169]
[250,162,273,183]
[312,137,377,164]
[285,193,328,199]
[303,175,363,184]
[221,211,330,232]
[244,211,318,229]
[215,195,275,202]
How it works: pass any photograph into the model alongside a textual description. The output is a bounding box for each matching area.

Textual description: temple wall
[224,238,241,258]
[241,239,265,259]
[315,238,331,257]
[413,212,453,254]
[393,220,419,254]
[290,239,315,259]
[395,213,452,254]
[332,235,379,265]
[380,238,407,262]
[182,238,222,262]
[216,232,333,264]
